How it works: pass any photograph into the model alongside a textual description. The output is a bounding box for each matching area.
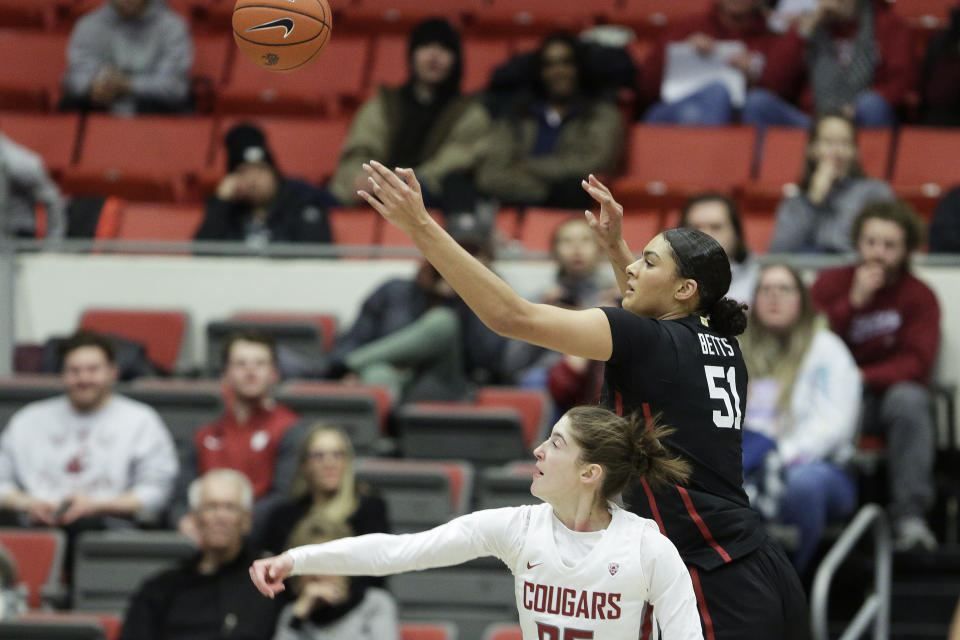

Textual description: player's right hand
[582,174,624,251]
[249,553,294,598]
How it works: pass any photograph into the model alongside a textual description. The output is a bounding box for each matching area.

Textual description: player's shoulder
[615,508,682,556]
[7,395,67,430]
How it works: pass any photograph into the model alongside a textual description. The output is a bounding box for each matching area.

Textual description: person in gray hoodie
[0,133,66,241]
[61,0,193,114]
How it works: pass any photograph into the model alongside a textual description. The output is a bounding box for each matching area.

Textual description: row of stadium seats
[2,109,956,214]
[1,0,952,36]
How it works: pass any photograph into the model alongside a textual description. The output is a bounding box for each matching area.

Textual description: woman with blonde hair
[740,263,861,573]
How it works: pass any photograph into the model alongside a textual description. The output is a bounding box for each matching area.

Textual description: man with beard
[812,200,940,551]
[173,331,303,538]
[0,332,178,527]
[121,470,279,640]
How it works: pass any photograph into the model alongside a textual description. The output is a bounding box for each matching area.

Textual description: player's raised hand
[582,174,624,250]
[249,553,294,598]
[358,160,432,234]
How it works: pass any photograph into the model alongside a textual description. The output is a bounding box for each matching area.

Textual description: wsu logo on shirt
[849,310,902,344]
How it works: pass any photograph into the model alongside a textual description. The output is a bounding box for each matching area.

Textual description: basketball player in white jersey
[250,406,703,639]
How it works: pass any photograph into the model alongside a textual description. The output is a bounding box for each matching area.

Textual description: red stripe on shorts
[688,566,716,640]
[640,477,666,536]
[615,391,623,416]
[676,486,732,563]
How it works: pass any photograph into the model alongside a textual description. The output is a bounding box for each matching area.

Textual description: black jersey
[600,307,765,570]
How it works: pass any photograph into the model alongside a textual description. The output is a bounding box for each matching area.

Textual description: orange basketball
[232,0,333,72]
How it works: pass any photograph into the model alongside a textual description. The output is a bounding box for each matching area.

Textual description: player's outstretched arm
[358,161,613,362]
[582,174,634,297]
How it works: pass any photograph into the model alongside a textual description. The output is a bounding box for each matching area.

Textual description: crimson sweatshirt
[639,5,806,107]
[810,265,940,390]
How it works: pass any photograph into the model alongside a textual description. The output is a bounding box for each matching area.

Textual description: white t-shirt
[0,394,178,516]
[287,503,703,640]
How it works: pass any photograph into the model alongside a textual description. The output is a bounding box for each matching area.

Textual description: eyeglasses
[195,501,245,514]
[308,450,347,461]
[757,284,800,297]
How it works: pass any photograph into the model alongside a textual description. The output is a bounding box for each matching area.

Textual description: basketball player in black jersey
[357,161,808,639]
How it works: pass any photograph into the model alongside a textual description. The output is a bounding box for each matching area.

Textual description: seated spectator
[0,331,178,529]
[61,0,192,115]
[325,18,490,212]
[679,193,758,304]
[520,217,616,414]
[475,34,624,209]
[794,0,913,128]
[768,112,892,253]
[767,0,818,34]
[812,200,940,551]
[273,521,399,640]
[930,185,960,253]
[194,124,332,246]
[740,263,860,573]
[919,7,960,126]
[323,216,521,398]
[640,0,805,125]
[173,331,303,536]
[0,133,66,241]
[120,469,279,640]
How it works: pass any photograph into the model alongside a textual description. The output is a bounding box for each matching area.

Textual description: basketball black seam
[234,4,331,29]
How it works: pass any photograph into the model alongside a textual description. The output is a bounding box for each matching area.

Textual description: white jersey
[287,503,702,640]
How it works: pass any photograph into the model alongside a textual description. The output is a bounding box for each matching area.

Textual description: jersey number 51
[703,365,743,430]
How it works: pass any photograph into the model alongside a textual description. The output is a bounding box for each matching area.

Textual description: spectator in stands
[475,33,624,209]
[323,216,521,397]
[919,6,960,126]
[930,185,960,253]
[120,469,279,640]
[640,0,805,125]
[0,133,66,241]
[257,425,388,556]
[195,124,332,246]
[679,192,759,304]
[174,331,303,537]
[272,520,399,640]
[325,18,489,212]
[61,0,192,115]
[757,0,914,128]
[0,332,178,528]
[812,200,940,551]
[768,112,893,253]
[740,264,860,573]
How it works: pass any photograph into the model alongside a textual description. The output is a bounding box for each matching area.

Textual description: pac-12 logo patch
[608,562,619,576]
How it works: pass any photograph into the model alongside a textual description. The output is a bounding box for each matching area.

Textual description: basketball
[232,0,333,72]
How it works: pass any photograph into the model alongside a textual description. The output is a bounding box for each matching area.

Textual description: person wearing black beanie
[194,123,332,246]
[325,17,489,211]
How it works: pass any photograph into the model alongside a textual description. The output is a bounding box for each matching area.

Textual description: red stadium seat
[472,0,602,35]
[0,112,80,175]
[742,210,777,254]
[483,623,523,640]
[219,36,369,116]
[891,127,960,217]
[495,207,520,241]
[401,622,458,640]
[0,0,63,29]
[0,31,69,111]
[477,386,549,449]
[232,311,339,352]
[16,612,122,640]
[613,125,756,208]
[61,116,215,201]
[380,210,444,246]
[368,35,407,91]
[518,208,583,252]
[338,0,481,33]
[283,380,393,432]
[743,126,893,210]
[191,34,232,112]
[0,528,66,609]
[328,208,380,246]
[622,210,664,248]
[606,0,713,37]
[79,308,188,373]
[356,458,473,515]
[109,201,205,242]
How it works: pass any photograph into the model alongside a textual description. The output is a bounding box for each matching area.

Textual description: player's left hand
[357,161,432,234]
[58,493,98,525]
[249,553,294,598]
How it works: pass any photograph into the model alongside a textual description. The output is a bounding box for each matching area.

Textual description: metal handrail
[810,503,892,640]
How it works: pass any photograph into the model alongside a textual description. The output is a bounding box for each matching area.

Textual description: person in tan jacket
[475,34,624,209]
[326,18,489,210]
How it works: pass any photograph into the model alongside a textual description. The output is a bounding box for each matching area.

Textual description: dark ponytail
[662,227,748,337]
[565,407,691,501]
